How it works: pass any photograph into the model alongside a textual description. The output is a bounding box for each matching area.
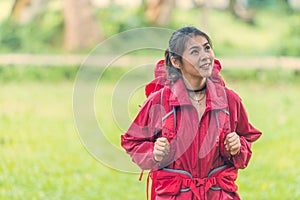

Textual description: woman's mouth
[200,63,211,69]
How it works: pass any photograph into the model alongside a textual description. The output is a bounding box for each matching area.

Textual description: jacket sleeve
[121,93,163,170]
[226,89,262,169]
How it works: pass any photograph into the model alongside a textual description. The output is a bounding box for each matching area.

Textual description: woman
[121,26,261,200]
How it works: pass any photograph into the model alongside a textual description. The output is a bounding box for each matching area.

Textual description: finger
[158,147,170,156]
[228,144,238,153]
[154,149,165,157]
[155,142,167,149]
[224,136,228,144]
[224,133,234,144]
[228,134,239,143]
[155,145,166,151]
[155,140,166,147]
[229,144,240,155]
[156,139,169,147]
[159,138,170,148]
[225,143,229,151]
[226,132,236,138]
[226,132,237,139]
[229,143,240,151]
[228,139,239,149]
[225,138,239,151]
[155,142,170,153]
[157,145,170,155]
[157,137,169,143]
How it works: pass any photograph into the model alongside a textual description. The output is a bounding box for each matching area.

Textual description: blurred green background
[0,0,300,199]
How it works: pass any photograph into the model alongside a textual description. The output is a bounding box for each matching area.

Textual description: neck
[183,77,207,91]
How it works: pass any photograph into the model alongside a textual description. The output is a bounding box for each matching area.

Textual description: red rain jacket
[121,60,262,200]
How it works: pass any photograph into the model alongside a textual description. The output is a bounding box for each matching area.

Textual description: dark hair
[165,26,212,82]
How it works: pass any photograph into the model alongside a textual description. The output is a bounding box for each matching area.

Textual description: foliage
[0,19,22,51]
[0,65,78,82]
[277,15,300,56]
[248,0,278,8]
[96,4,148,38]
[0,2,299,56]
[98,6,300,57]
[0,10,63,53]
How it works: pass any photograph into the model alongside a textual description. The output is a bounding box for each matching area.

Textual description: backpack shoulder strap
[213,109,230,129]
[160,87,177,140]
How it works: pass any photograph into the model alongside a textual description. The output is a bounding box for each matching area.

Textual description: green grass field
[1,69,300,199]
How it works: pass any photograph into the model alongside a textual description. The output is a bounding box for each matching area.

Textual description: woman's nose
[199,51,210,61]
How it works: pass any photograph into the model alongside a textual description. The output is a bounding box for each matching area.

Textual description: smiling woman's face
[178,35,215,80]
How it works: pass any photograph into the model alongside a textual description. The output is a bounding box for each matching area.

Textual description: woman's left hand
[224,132,241,155]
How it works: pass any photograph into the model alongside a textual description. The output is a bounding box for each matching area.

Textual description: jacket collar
[168,78,228,110]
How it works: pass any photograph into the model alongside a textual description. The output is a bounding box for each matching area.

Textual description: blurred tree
[63,0,102,51]
[192,0,209,34]
[229,0,255,24]
[145,0,175,26]
[11,0,48,24]
[288,0,300,10]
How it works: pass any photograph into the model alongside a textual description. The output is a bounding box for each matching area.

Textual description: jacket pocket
[153,170,183,196]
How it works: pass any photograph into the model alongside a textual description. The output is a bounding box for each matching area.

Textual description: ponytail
[164,48,181,82]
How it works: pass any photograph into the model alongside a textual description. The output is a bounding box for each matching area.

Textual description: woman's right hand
[153,137,170,162]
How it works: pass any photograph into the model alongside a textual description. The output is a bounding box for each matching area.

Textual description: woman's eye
[191,50,199,55]
[205,45,211,51]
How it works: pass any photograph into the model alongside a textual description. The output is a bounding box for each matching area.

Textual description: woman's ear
[170,57,181,69]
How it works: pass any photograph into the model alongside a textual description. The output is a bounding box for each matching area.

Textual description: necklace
[189,93,205,105]
[186,83,206,93]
